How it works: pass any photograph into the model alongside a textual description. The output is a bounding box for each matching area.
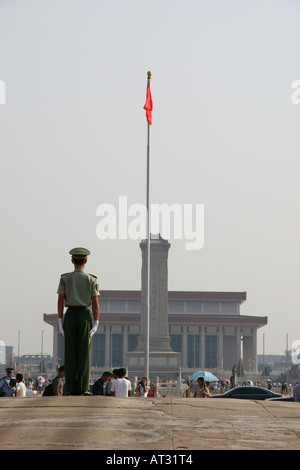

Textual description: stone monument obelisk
[127,235,181,378]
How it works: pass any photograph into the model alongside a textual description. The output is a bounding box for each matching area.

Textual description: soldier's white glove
[89,320,99,338]
[58,318,64,336]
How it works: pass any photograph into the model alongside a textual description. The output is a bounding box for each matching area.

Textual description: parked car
[265,395,294,402]
[210,386,283,400]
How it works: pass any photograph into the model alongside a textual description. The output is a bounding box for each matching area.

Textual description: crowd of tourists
[1,365,300,401]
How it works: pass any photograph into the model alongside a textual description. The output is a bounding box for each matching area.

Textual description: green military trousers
[64,306,92,395]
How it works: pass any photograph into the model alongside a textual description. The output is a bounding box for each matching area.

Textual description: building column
[200,327,205,369]
[236,327,241,365]
[252,328,257,373]
[53,323,58,362]
[217,327,223,370]
[123,325,128,367]
[182,325,188,367]
[243,329,257,373]
[105,326,110,367]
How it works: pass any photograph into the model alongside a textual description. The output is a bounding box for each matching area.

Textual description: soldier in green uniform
[57,247,100,395]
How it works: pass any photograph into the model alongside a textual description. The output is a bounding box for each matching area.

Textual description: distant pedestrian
[0,368,14,397]
[193,377,210,398]
[267,380,272,390]
[7,378,16,397]
[110,368,131,397]
[92,372,113,396]
[52,366,65,396]
[293,383,300,402]
[57,247,100,395]
[38,376,45,390]
[15,373,26,397]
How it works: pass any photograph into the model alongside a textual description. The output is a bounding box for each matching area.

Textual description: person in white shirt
[15,373,26,397]
[110,368,131,397]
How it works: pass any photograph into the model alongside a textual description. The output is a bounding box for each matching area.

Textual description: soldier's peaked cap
[69,247,90,257]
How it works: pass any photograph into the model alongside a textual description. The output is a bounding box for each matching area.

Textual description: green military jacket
[57,268,99,307]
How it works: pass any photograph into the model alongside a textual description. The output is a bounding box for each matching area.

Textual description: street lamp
[262,333,265,376]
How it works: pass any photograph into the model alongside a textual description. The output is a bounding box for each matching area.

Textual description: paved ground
[0,396,300,451]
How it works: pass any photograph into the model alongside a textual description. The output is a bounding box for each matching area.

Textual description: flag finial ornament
[147,71,152,79]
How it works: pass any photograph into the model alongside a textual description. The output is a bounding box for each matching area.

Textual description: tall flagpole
[145,70,152,380]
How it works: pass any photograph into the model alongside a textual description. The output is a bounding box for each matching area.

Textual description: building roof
[44,313,267,328]
[99,290,247,303]
[44,290,266,327]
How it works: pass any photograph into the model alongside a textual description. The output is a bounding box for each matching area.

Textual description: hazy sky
[1,0,300,358]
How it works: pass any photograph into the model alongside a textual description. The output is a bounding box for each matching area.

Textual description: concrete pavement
[0,395,300,450]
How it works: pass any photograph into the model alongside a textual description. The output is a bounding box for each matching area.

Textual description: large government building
[44,237,267,378]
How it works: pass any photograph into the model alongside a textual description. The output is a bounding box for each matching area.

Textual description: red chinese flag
[144,82,153,125]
